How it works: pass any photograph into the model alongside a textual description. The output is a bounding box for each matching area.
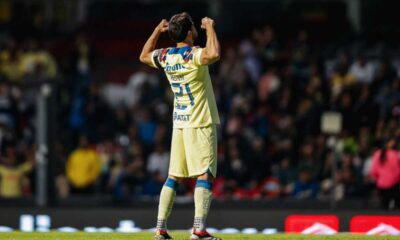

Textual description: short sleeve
[151,49,163,69]
[192,47,203,66]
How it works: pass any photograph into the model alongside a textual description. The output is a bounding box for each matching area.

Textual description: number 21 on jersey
[171,83,195,110]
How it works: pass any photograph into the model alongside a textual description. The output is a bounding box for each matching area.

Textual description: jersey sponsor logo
[173,112,191,121]
[165,63,186,73]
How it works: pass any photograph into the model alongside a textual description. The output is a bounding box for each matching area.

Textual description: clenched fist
[201,17,215,29]
[156,19,169,33]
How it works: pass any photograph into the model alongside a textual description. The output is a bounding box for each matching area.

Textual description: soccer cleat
[155,228,173,239]
[190,228,221,240]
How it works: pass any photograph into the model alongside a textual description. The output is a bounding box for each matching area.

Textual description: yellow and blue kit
[151,46,220,177]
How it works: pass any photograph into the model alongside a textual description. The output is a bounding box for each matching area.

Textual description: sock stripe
[195,180,212,190]
[165,178,179,190]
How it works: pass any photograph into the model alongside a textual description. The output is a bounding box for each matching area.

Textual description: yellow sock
[194,180,213,230]
[157,178,178,230]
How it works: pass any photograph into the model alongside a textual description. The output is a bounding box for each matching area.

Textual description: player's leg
[155,128,188,239]
[184,125,220,239]
[155,175,181,239]
[194,172,214,231]
[191,172,221,240]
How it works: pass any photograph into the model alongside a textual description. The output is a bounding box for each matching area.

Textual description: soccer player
[139,12,221,240]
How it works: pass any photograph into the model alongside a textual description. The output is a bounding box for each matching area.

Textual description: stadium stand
[0,0,399,209]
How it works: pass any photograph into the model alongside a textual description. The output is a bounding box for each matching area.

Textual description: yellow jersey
[151,46,220,128]
[0,162,32,198]
[66,148,101,188]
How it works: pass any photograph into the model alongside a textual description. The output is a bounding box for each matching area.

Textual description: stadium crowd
[0,24,400,204]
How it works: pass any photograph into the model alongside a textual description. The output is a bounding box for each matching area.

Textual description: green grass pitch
[0,232,399,240]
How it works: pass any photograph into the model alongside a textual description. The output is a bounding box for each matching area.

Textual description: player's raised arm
[139,19,169,67]
[200,17,220,65]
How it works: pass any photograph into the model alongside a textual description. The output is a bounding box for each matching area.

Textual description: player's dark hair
[168,12,194,43]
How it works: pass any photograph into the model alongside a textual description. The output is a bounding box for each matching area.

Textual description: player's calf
[155,177,180,239]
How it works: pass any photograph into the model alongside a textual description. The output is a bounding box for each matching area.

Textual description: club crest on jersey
[165,63,186,73]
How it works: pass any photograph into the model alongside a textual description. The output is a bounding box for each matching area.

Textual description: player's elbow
[139,54,147,64]
[210,52,220,61]
[140,51,152,64]
[201,49,220,65]
[207,51,220,63]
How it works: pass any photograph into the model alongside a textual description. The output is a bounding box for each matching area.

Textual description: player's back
[152,46,220,128]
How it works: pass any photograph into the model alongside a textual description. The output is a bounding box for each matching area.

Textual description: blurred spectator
[66,135,101,194]
[0,79,18,130]
[258,67,281,102]
[297,140,321,180]
[353,86,378,128]
[259,25,280,63]
[223,139,250,187]
[136,108,157,147]
[147,143,170,180]
[369,138,400,209]
[18,39,57,80]
[67,36,96,96]
[218,47,243,84]
[290,168,319,199]
[3,13,400,205]
[54,142,69,199]
[336,167,365,200]
[84,83,113,142]
[349,55,375,84]
[330,58,355,98]
[239,36,261,83]
[69,83,112,143]
[143,141,170,196]
[372,59,397,93]
[260,176,280,198]
[0,43,20,81]
[336,93,356,133]
[113,154,146,198]
[276,158,296,193]
[248,137,270,181]
[0,146,33,198]
[377,79,400,117]
[291,30,311,82]
[113,106,131,136]
[125,66,160,108]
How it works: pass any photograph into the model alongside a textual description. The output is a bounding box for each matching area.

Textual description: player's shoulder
[191,46,203,53]
[155,46,203,67]
[153,48,169,65]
